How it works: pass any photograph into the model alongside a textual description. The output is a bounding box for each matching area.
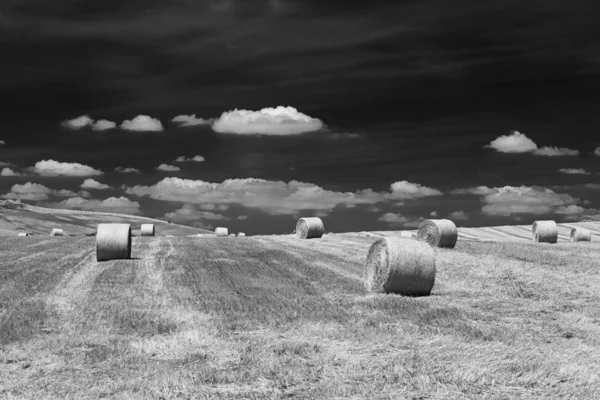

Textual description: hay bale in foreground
[17,232,29,237]
[570,227,591,242]
[238,232,246,237]
[532,220,557,243]
[96,223,131,262]
[296,217,324,239]
[140,224,155,237]
[215,227,228,237]
[50,228,64,237]
[417,219,457,248]
[363,237,436,296]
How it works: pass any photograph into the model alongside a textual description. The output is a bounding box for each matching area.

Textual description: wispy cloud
[559,168,590,175]
[171,114,212,127]
[175,155,205,162]
[114,166,141,174]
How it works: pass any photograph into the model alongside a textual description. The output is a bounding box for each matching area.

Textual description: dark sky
[1,0,599,234]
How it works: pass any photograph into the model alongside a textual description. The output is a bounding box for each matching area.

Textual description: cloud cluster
[1,182,80,201]
[62,115,117,131]
[559,168,590,175]
[0,140,5,145]
[1,168,21,177]
[114,166,141,174]
[28,160,103,176]
[212,106,323,135]
[125,177,441,215]
[594,147,600,156]
[171,114,212,127]
[486,131,579,156]
[448,210,468,221]
[120,115,164,132]
[164,204,227,227]
[80,178,110,190]
[175,155,205,162]
[53,196,141,214]
[156,164,180,172]
[378,213,423,228]
[63,115,164,132]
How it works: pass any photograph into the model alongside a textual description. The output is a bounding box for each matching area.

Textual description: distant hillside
[0,200,213,237]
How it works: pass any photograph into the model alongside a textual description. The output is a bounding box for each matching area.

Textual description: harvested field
[1,227,600,398]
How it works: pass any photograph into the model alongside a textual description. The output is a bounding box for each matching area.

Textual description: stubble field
[1,232,600,399]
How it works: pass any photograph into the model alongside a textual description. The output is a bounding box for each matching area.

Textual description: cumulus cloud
[448,210,468,221]
[212,106,323,135]
[430,211,438,217]
[53,196,141,214]
[555,205,585,215]
[80,178,110,190]
[61,115,93,130]
[1,168,21,177]
[171,114,212,127]
[175,155,205,162]
[165,204,227,224]
[486,130,578,156]
[125,177,439,215]
[92,119,117,131]
[594,147,600,156]
[114,166,141,174]
[156,164,181,172]
[120,115,164,132]
[29,160,102,176]
[0,140,5,145]
[559,168,590,175]
[54,189,78,197]
[378,213,423,228]
[1,182,51,201]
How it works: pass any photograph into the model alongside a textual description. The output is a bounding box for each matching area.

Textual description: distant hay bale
[296,217,324,239]
[50,228,64,237]
[228,233,236,237]
[215,227,228,237]
[17,232,29,237]
[140,224,155,237]
[166,235,174,238]
[532,220,557,244]
[238,232,246,237]
[399,231,414,238]
[363,237,436,296]
[96,223,131,262]
[570,227,591,242]
[417,219,457,248]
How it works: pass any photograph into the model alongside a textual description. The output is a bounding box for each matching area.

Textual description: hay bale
[17,232,29,237]
[140,224,155,237]
[363,237,436,296]
[96,223,131,262]
[215,227,228,237]
[228,233,236,237]
[532,220,557,243]
[417,219,457,248]
[296,217,324,239]
[238,232,246,237]
[50,228,64,237]
[570,227,591,242]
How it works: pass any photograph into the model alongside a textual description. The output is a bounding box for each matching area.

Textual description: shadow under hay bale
[363,237,436,296]
[50,228,64,237]
[532,220,557,244]
[215,227,228,237]
[417,219,457,248]
[140,224,155,237]
[296,217,324,239]
[96,224,131,262]
[570,227,591,242]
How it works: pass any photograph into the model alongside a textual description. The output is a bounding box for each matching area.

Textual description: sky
[1,0,599,235]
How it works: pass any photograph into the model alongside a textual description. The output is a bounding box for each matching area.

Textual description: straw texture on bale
[50,228,64,237]
[238,232,246,237]
[215,227,228,237]
[296,217,324,239]
[363,237,436,296]
[17,232,29,237]
[532,220,558,243]
[140,224,155,237]
[570,227,591,242]
[417,219,457,248]
[96,223,131,262]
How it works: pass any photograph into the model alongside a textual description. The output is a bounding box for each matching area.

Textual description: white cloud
[120,115,164,132]
[53,196,141,214]
[533,146,579,156]
[114,166,141,174]
[92,119,117,131]
[1,168,21,177]
[451,186,497,195]
[29,160,103,176]
[171,114,212,127]
[61,115,93,130]
[79,190,92,198]
[378,213,423,228]
[448,210,468,221]
[555,205,584,215]
[559,168,590,175]
[175,155,205,162]
[389,181,442,199]
[486,131,538,153]
[80,178,110,190]
[156,164,181,172]
[594,147,600,156]
[54,189,78,197]
[0,140,5,145]
[165,205,227,223]
[212,106,323,135]
[430,211,438,217]
[1,182,51,201]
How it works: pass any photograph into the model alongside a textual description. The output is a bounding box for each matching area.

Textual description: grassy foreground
[1,234,600,399]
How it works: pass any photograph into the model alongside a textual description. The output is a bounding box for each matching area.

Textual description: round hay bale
[532,220,557,243]
[417,219,457,248]
[140,224,155,237]
[296,217,324,239]
[238,232,246,237]
[215,227,228,237]
[17,232,29,237]
[363,237,436,296]
[570,227,591,242]
[228,233,236,237]
[96,223,131,262]
[50,228,64,237]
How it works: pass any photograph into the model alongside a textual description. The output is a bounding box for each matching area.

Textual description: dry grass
[1,233,600,398]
